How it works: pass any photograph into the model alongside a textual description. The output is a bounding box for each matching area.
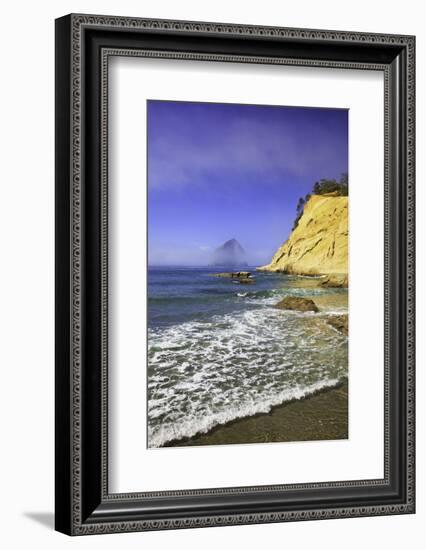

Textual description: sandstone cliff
[258,195,348,278]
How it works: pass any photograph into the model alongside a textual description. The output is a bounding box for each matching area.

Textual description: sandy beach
[165,379,348,447]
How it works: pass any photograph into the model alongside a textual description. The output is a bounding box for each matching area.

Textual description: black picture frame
[55,13,415,535]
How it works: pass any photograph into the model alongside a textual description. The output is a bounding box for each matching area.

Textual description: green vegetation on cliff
[292,173,348,230]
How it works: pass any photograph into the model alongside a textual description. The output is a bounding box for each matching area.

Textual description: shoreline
[163,379,348,448]
[255,269,348,289]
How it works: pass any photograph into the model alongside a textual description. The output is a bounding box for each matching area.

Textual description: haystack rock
[258,195,348,284]
[211,239,247,267]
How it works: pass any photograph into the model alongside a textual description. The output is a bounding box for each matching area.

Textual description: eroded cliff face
[258,195,348,277]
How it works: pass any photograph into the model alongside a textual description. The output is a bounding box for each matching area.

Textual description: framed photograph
[55,14,415,535]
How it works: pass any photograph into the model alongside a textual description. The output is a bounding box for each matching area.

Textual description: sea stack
[258,195,348,284]
[211,238,247,267]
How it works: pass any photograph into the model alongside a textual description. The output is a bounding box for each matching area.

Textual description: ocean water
[148,266,348,448]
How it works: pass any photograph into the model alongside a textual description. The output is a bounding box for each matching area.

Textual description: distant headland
[210,238,248,267]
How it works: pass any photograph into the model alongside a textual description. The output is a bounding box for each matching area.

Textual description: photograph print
[147,100,349,449]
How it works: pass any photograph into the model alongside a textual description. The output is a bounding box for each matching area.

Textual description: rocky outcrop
[321,274,348,288]
[326,315,348,335]
[274,296,319,312]
[213,271,252,279]
[258,195,348,284]
[212,271,255,284]
[211,238,247,267]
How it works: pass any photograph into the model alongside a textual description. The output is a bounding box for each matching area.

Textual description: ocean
[147,266,348,448]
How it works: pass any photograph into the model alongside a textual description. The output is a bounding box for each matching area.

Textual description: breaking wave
[148,305,348,447]
[149,378,342,448]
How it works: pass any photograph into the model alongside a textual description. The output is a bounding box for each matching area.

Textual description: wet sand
[165,379,348,447]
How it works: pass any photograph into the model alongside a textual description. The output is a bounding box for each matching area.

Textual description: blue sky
[147,100,348,266]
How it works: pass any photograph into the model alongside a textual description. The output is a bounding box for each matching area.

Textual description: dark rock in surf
[213,271,252,279]
[238,278,255,284]
[320,274,348,288]
[274,296,319,312]
[211,271,255,284]
[326,315,348,335]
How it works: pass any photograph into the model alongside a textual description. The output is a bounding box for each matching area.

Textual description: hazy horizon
[148,100,348,266]
[148,238,253,268]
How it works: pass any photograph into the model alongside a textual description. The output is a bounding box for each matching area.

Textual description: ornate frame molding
[55,14,415,535]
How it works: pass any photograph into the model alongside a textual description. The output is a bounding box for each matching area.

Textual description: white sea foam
[148,377,342,448]
[147,305,348,448]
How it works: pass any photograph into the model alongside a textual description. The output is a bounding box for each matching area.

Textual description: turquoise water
[148,267,348,447]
